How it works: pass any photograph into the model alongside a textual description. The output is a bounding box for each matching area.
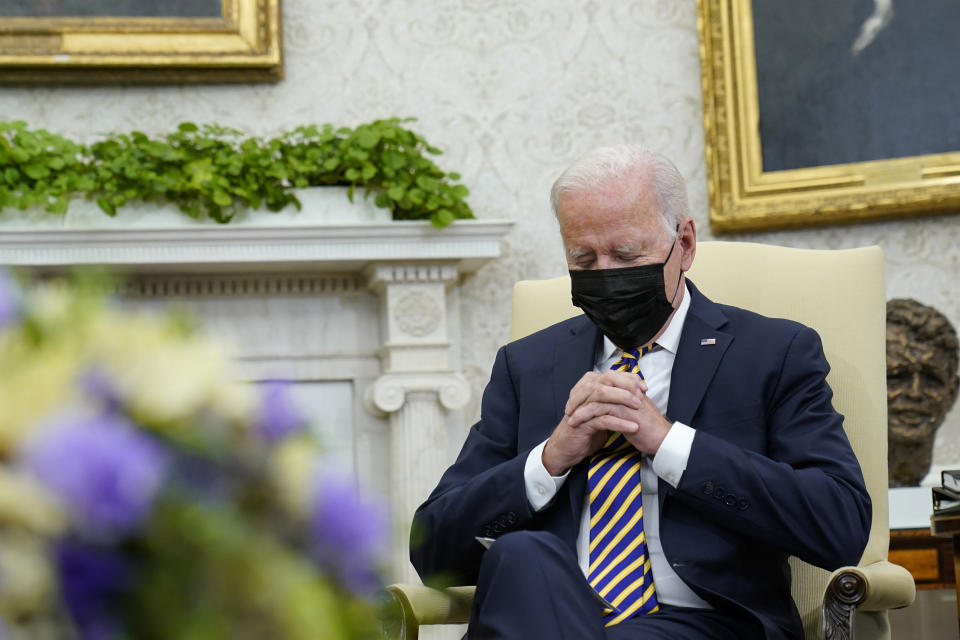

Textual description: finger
[576,414,639,435]
[598,370,646,392]
[567,401,636,428]
[593,372,646,407]
[564,372,601,416]
[583,383,641,411]
[566,371,643,416]
[604,371,647,399]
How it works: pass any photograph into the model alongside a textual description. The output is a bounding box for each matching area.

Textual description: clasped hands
[541,370,673,476]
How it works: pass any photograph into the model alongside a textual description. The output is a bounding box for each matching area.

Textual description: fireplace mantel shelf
[0,220,514,273]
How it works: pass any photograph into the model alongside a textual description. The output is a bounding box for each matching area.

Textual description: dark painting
[753,0,960,172]
[0,0,221,17]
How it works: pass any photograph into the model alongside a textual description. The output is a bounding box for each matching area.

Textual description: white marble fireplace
[0,206,512,586]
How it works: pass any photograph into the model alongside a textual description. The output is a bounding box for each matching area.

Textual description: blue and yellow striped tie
[587,345,658,626]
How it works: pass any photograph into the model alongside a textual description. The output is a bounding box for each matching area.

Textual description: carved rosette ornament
[821,570,867,640]
[394,291,442,338]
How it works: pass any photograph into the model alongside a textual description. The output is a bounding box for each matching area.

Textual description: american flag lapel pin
[700,338,717,346]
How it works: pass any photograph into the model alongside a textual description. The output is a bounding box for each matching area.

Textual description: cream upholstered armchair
[384,242,916,640]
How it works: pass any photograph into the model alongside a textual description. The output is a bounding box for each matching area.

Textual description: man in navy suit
[410,146,871,639]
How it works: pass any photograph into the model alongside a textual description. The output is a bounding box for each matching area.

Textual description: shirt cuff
[652,422,695,488]
[524,440,569,511]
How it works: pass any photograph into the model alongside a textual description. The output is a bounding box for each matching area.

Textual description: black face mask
[569,232,682,351]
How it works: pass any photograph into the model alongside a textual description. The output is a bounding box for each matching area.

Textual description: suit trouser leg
[468,530,766,640]
[468,530,604,640]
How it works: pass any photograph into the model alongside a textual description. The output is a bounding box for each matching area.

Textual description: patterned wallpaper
[1,0,958,474]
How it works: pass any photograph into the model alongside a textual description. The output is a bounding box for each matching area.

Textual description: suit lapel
[660,281,731,510]
[666,310,731,425]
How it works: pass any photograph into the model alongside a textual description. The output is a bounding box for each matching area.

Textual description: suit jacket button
[701,481,714,495]
[506,511,518,525]
[723,495,737,507]
[713,486,726,500]
[737,499,749,511]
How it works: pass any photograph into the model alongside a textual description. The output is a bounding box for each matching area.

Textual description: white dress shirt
[523,283,711,609]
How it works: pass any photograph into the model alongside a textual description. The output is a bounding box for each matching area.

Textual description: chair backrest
[510,241,889,639]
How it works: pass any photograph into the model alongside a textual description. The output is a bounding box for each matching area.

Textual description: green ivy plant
[0,118,473,228]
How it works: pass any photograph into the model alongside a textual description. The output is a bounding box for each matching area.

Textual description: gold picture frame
[697,0,960,233]
[0,0,282,84]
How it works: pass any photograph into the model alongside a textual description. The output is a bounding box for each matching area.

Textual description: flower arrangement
[0,269,390,639]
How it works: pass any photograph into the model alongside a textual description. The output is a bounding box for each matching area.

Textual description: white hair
[550,145,689,236]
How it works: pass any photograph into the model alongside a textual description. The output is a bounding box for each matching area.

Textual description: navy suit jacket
[411,281,871,639]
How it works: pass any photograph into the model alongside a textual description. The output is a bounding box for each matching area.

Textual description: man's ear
[679,218,697,272]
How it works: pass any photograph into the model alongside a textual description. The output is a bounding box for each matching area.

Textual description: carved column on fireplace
[366,264,471,583]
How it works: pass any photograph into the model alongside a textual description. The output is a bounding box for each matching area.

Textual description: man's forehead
[561,219,670,248]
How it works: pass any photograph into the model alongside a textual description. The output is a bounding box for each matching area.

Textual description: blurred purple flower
[0,269,19,329]
[55,540,131,640]
[76,367,123,413]
[308,470,388,595]
[22,413,170,542]
[168,453,232,504]
[256,380,306,443]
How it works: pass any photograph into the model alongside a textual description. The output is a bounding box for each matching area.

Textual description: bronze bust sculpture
[887,298,960,487]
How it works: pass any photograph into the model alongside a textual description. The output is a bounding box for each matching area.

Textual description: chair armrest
[821,560,916,640]
[382,562,916,640]
[382,584,475,640]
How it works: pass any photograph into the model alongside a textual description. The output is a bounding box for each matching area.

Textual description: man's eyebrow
[567,248,592,260]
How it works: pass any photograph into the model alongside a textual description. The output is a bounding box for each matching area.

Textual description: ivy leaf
[184,158,214,186]
[356,128,381,149]
[213,190,232,206]
[96,197,117,216]
[387,185,405,201]
[407,188,425,205]
[178,122,199,132]
[416,175,438,191]
[431,209,455,228]
[23,163,50,180]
